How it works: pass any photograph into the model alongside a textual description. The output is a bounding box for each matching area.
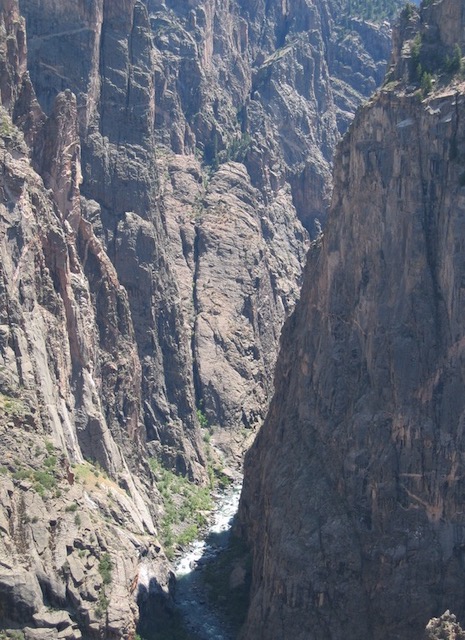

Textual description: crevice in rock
[191,222,203,413]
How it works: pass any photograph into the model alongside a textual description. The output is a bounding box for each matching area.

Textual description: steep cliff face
[18,0,207,477]
[0,4,172,639]
[238,1,465,639]
[17,0,394,451]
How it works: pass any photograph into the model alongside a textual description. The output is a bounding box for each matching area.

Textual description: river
[174,482,243,640]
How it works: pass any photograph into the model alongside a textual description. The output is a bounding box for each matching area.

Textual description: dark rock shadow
[137,575,196,640]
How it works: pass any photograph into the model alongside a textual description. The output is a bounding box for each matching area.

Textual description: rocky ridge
[238,0,465,638]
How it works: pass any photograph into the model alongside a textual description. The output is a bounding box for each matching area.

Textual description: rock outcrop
[238,1,465,639]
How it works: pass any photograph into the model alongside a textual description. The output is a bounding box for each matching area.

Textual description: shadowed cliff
[238,1,465,638]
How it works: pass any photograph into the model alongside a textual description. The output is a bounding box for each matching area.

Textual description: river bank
[173,482,248,639]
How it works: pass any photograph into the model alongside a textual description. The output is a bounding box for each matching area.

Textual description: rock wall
[0,3,174,638]
[238,1,465,638]
[18,0,393,452]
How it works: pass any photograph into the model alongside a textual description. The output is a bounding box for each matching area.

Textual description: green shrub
[421,70,433,95]
[44,456,57,469]
[0,393,24,417]
[342,0,406,22]
[95,591,110,619]
[6,631,25,640]
[98,553,113,585]
[446,43,463,74]
[33,470,56,491]
[176,524,198,547]
[196,408,209,430]
[13,469,31,481]
[44,441,54,454]
[149,458,213,557]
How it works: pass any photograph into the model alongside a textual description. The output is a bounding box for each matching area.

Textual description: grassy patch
[0,393,24,417]
[12,469,31,482]
[43,455,57,469]
[33,470,56,493]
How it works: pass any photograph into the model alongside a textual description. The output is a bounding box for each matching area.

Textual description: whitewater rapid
[174,482,242,639]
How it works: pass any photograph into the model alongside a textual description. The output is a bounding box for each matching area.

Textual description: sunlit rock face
[19,0,392,454]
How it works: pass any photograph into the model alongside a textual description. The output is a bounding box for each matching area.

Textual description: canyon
[1,0,462,638]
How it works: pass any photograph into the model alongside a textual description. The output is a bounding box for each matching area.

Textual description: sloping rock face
[238,1,465,639]
[18,0,393,450]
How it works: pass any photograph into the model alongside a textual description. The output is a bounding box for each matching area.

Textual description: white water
[174,482,242,639]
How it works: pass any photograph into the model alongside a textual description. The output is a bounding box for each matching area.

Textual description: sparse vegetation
[421,70,433,95]
[44,455,57,469]
[0,392,25,417]
[196,407,209,430]
[33,470,56,493]
[0,631,26,640]
[44,441,54,455]
[0,108,23,146]
[13,469,30,482]
[218,133,252,165]
[408,30,464,94]
[402,2,416,20]
[94,553,113,620]
[446,44,463,75]
[176,523,199,547]
[341,0,406,23]
[149,458,213,559]
[95,591,110,619]
[98,552,113,585]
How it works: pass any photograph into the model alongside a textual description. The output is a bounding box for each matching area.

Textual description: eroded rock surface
[18,0,395,452]
[238,1,465,638]
[0,4,171,637]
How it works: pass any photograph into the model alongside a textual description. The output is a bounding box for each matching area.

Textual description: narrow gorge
[2,0,463,638]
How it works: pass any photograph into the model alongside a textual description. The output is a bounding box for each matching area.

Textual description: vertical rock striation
[18,0,395,451]
[238,1,465,639]
[0,3,173,638]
